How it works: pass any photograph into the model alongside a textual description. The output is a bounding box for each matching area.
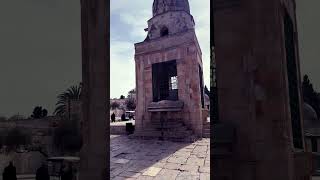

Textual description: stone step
[154,126,188,131]
[151,119,183,124]
[131,132,198,143]
[134,130,193,137]
[150,124,187,129]
[149,125,186,129]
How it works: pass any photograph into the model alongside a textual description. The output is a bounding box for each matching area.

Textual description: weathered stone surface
[214,0,311,179]
[152,0,190,16]
[141,167,161,177]
[134,0,207,139]
[79,0,108,179]
[110,135,209,180]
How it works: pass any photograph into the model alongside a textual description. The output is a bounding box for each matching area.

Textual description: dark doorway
[152,60,178,102]
[160,26,169,37]
[283,10,303,149]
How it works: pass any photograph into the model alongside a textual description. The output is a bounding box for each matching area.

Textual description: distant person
[36,163,50,180]
[111,113,116,122]
[121,113,126,121]
[2,161,17,180]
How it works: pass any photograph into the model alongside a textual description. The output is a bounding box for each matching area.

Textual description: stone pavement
[110,135,210,180]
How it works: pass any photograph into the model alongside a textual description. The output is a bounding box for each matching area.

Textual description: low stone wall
[110,125,127,135]
[110,121,135,135]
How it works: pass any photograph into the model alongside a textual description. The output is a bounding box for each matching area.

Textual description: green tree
[54,84,82,116]
[120,95,125,99]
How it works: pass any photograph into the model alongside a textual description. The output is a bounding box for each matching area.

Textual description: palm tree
[54,84,82,116]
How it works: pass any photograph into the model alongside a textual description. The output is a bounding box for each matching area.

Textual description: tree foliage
[54,84,82,116]
[125,98,136,111]
[120,95,125,99]
[302,75,320,117]
[31,106,48,119]
[110,101,120,110]
[127,89,136,99]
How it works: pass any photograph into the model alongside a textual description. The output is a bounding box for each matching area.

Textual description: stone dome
[303,102,319,129]
[303,103,318,121]
[152,0,190,16]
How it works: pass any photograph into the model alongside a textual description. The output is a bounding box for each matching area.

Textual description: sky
[110,0,211,99]
[0,0,319,117]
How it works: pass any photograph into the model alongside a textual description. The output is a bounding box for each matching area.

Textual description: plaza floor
[110,135,210,180]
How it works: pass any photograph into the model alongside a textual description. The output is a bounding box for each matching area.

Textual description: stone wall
[135,30,204,137]
[0,116,62,175]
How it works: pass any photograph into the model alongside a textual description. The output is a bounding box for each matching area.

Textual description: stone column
[79,0,109,180]
[213,0,310,180]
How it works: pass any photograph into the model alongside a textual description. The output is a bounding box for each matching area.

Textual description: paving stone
[167,156,187,164]
[186,157,205,166]
[136,175,155,180]
[176,171,200,180]
[142,167,162,177]
[199,173,210,180]
[199,166,210,173]
[110,135,210,180]
[112,176,137,180]
[204,160,210,167]
[179,164,199,174]
[119,171,142,178]
[163,162,182,170]
[153,169,180,180]
[113,158,130,164]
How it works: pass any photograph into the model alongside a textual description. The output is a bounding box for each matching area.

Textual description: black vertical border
[106,0,110,177]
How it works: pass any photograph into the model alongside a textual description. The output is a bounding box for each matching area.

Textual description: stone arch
[160,26,169,37]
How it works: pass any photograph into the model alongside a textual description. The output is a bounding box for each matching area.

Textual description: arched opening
[160,26,169,37]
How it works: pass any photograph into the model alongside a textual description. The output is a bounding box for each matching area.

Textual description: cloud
[110,0,211,98]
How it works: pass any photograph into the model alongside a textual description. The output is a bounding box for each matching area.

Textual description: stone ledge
[148,100,184,112]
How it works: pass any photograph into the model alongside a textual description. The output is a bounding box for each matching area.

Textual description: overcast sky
[0,0,319,117]
[110,0,211,99]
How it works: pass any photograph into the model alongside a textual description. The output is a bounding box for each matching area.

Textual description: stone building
[134,0,208,140]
